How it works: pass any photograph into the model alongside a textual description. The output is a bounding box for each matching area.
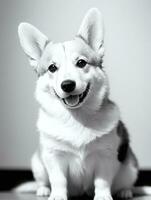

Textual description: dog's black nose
[61,80,76,93]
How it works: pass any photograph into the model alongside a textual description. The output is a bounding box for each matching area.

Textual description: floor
[0,193,151,200]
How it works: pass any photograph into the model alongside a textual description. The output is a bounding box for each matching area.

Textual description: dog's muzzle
[62,83,90,108]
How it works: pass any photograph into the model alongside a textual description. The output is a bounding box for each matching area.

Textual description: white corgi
[17,8,151,200]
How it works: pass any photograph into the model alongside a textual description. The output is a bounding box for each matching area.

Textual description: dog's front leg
[42,152,68,200]
[94,156,118,200]
[94,178,112,200]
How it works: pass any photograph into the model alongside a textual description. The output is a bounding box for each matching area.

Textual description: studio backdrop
[0,0,150,169]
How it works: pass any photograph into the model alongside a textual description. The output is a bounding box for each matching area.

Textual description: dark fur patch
[117,121,129,162]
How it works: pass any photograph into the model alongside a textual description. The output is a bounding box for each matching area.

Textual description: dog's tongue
[64,95,79,107]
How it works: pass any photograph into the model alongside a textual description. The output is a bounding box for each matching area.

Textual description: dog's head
[18,8,109,112]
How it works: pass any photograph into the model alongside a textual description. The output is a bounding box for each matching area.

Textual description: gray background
[0,0,151,169]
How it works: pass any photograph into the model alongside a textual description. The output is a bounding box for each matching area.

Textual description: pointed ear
[77,8,104,55]
[18,23,49,68]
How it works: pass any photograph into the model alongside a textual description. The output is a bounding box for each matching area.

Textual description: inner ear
[77,8,104,53]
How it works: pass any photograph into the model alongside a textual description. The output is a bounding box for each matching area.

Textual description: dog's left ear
[18,23,49,68]
[78,8,104,56]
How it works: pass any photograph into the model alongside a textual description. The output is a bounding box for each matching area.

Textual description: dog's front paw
[48,193,67,200]
[94,193,113,200]
[36,186,51,196]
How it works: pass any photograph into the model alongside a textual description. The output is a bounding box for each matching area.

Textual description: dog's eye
[76,59,87,68]
[48,64,58,73]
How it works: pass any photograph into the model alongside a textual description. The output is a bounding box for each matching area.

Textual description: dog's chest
[41,131,120,195]
[38,109,99,146]
[64,136,119,195]
[37,104,119,147]
[67,148,93,194]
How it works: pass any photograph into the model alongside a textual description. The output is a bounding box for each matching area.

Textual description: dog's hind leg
[31,150,50,196]
[112,148,138,199]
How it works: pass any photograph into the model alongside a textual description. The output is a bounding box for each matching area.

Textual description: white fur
[18,8,140,200]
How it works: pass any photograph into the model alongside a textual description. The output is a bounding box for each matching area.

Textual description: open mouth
[62,83,90,108]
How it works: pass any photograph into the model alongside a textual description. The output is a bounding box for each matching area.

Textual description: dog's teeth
[64,95,79,107]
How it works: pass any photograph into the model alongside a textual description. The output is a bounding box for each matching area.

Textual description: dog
[17,8,151,200]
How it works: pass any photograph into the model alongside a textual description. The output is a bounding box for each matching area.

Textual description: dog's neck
[70,99,119,131]
[37,98,120,147]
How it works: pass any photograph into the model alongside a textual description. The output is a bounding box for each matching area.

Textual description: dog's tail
[12,181,37,193]
[132,186,151,196]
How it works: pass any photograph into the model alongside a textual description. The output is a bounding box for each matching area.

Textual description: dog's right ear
[18,23,49,68]
[77,8,104,56]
